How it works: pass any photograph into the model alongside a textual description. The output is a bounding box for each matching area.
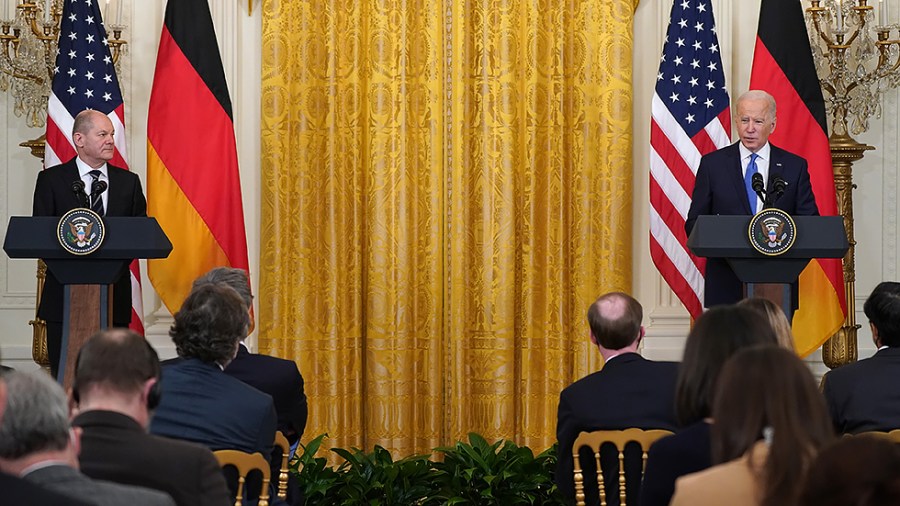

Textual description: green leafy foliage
[433,434,564,505]
[291,433,343,504]
[291,434,564,505]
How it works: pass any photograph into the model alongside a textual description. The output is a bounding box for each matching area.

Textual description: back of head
[675,304,779,425]
[193,267,253,308]
[712,346,833,506]
[73,329,160,403]
[800,435,900,506]
[737,298,794,351]
[586,292,642,350]
[0,371,70,460]
[864,282,900,346]
[170,283,249,365]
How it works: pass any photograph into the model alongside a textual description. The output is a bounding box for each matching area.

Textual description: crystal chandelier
[806,0,898,136]
[0,0,126,128]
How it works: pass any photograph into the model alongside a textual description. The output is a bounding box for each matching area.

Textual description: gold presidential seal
[58,208,105,255]
[748,208,796,256]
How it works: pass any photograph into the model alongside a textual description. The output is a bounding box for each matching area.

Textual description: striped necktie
[88,170,105,215]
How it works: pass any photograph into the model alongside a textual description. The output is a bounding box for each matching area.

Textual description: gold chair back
[853,429,900,442]
[273,431,291,501]
[214,449,271,506]
[572,428,673,506]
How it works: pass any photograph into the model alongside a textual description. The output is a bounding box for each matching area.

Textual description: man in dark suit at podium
[32,109,147,377]
[685,90,819,307]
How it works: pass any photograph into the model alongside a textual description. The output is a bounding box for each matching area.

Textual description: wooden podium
[687,215,848,320]
[3,216,171,387]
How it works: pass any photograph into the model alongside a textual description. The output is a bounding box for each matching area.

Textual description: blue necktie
[745,153,759,214]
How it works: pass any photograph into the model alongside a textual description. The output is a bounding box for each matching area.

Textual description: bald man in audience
[0,371,174,506]
[72,329,231,506]
[823,281,900,433]
[555,292,679,506]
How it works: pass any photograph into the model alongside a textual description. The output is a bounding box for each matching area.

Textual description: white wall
[0,0,892,374]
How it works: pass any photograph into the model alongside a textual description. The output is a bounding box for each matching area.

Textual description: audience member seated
[737,297,795,351]
[150,283,277,454]
[823,281,900,433]
[72,328,232,506]
[800,435,900,506]
[193,267,307,505]
[0,371,175,506]
[670,346,834,506]
[194,267,308,444]
[0,358,91,506]
[148,283,281,505]
[555,292,679,506]
[639,304,779,506]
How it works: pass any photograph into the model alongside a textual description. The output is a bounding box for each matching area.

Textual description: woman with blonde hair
[738,297,794,351]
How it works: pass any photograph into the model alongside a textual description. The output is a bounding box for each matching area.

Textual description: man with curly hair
[149,283,277,459]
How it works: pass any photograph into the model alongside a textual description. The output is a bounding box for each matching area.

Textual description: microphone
[768,175,787,207]
[91,179,107,197]
[71,180,88,208]
[89,179,107,212]
[751,172,766,207]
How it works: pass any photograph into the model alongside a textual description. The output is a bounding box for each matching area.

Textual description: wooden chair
[273,431,291,501]
[853,429,900,442]
[214,449,271,506]
[572,428,673,506]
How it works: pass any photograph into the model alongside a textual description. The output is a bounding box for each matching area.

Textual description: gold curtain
[259,0,638,456]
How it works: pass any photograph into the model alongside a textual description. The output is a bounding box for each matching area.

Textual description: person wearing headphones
[71,328,231,506]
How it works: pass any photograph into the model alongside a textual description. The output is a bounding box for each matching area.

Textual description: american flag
[44,0,144,333]
[650,0,731,318]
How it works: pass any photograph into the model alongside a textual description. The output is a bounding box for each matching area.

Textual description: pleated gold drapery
[259,0,639,457]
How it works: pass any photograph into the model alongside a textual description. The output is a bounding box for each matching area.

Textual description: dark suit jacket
[32,157,147,324]
[23,464,175,506]
[823,347,900,434]
[150,358,277,457]
[555,353,679,506]
[685,142,819,307]
[0,471,93,506]
[225,345,307,443]
[638,421,712,506]
[74,410,231,506]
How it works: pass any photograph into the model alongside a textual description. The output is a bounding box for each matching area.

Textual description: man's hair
[0,371,70,460]
[586,292,643,350]
[170,283,249,364]
[737,89,777,119]
[193,267,252,308]
[74,329,160,398]
[674,304,779,425]
[72,109,100,136]
[863,281,900,347]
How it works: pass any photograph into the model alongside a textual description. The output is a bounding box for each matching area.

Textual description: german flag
[147,0,250,314]
[750,0,846,356]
